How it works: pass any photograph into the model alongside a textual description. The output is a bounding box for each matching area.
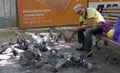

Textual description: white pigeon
[32,33,43,44]
[43,33,50,43]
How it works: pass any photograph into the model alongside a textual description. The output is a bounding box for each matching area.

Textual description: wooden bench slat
[104,17,118,20]
[103,8,120,10]
[101,7,120,25]
[102,10,120,13]
[104,20,116,24]
[102,12,120,14]
[95,35,120,47]
[108,14,120,17]
[94,7,120,49]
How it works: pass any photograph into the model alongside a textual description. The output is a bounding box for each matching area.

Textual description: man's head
[74,4,85,15]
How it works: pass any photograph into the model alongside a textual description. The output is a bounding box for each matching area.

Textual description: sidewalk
[0,27,120,73]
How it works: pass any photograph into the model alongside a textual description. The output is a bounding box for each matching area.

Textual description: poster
[17,0,87,28]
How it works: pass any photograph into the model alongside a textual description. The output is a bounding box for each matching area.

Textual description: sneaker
[76,46,84,51]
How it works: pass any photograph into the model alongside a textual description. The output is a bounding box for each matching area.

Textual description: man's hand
[66,36,72,42]
[66,31,76,42]
[72,27,80,32]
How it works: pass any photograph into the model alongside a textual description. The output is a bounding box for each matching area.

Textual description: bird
[50,49,58,55]
[46,49,58,66]
[57,32,67,42]
[33,47,43,60]
[74,55,85,65]
[47,30,54,39]
[0,42,12,54]
[16,36,25,45]
[32,32,44,44]
[10,45,19,57]
[55,58,67,69]
[12,48,18,57]
[34,61,46,68]
[16,35,30,50]
[105,54,120,64]
[43,33,51,43]
[60,32,68,42]
[82,61,98,71]
[19,53,29,66]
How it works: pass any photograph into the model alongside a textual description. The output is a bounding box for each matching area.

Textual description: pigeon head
[50,49,58,55]
[66,54,74,61]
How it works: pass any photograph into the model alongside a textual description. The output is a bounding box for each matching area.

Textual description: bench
[94,7,120,49]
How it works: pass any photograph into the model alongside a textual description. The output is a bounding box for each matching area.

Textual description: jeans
[77,25,102,52]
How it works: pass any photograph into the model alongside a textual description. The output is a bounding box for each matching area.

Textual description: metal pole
[87,0,89,7]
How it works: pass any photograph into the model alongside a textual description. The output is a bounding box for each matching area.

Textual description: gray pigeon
[46,49,58,66]
[105,54,120,64]
[0,42,11,54]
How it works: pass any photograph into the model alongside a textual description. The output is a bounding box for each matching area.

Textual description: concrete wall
[0,0,18,28]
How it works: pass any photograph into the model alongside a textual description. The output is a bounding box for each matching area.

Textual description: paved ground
[0,28,120,73]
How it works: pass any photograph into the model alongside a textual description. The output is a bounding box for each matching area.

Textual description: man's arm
[67,18,94,42]
[72,18,94,32]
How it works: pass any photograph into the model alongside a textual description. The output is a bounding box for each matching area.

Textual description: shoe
[76,46,84,51]
[85,49,93,58]
[86,53,93,58]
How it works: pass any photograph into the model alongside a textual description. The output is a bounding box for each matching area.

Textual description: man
[67,4,105,57]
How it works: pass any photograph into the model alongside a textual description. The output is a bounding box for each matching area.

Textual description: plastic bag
[106,29,114,39]
[113,17,120,41]
[99,21,114,36]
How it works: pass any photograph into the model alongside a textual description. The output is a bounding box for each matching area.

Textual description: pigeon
[33,47,43,60]
[47,30,54,39]
[27,44,41,60]
[46,49,58,66]
[83,62,94,71]
[19,53,29,66]
[105,54,120,64]
[0,42,11,54]
[55,58,67,69]
[60,32,68,42]
[43,33,51,43]
[16,36,30,50]
[32,33,43,44]
[57,32,68,43]
[71,55,85,66]
[19,46,43,67]
[12,48,18,57]
[33,41,48,52]
[34,61,46,68]
[16,36,26,45]
[83,61,98,71]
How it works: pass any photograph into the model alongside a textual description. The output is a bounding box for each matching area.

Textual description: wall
[0,0,17,28]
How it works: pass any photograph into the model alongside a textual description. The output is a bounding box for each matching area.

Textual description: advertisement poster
[17,0,87,28]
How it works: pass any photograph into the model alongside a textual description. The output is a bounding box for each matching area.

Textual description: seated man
[67,4,105,57]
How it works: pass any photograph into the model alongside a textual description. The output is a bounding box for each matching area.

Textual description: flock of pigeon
[0,30,105,72]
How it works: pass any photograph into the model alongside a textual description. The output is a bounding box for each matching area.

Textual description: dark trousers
[77,25,102,52]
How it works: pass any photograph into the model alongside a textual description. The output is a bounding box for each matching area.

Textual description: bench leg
[104,41,108,46]
[94,39,101,50]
